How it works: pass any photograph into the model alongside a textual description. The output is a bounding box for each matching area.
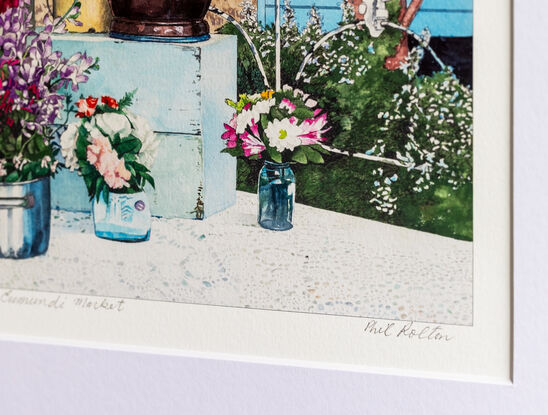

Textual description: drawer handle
[0,194,35,209]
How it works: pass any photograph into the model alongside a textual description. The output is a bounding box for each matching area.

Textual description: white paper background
[0,0,546,413]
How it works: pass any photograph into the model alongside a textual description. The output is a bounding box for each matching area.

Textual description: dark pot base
[110,18,210,40]
[110,32,210,43]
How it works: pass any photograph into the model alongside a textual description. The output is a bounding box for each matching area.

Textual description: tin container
[0,177,51,259]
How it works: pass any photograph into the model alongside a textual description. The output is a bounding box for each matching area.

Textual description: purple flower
[0,0,98,180]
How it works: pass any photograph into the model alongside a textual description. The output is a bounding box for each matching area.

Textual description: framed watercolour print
[0,0,512,386]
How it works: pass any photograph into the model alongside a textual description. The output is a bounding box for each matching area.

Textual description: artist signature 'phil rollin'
[363,319,454,342]
[0,58,40,127]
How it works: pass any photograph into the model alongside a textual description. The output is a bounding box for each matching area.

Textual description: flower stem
[53,0,79,29]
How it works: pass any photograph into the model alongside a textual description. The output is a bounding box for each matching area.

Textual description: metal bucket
[0,177,51,259]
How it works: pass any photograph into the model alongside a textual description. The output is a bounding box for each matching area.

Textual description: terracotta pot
[108,0,212,40]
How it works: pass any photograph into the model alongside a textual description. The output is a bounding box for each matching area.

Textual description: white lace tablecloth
[0,191,473,325]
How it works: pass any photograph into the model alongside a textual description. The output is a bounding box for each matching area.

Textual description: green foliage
[219,0,474,240]
[0,110,58,183]
[117,89,137,110]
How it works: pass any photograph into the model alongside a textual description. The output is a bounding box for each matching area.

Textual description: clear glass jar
[257,161,295,231]
[92,191,151,242]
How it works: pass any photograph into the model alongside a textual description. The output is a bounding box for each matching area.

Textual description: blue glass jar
[92,192,151,242]
[257,161,295,231]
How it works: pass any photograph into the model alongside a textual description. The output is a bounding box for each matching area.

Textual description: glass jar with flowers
[0,0,98,259]
[222,86,330,231]
[60,91,159,242]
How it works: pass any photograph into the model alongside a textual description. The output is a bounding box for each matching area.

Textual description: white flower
[304,98,317,108]
[94,113,132,138]
[254,98,275,115]
[60,123,80,170]
[0,159,6,177]
[236,109,255,134]
[13,154,28,171]
[236,98,275,134]
[41,156,52,169]
[264,118,303,152]
[126,112,160,169]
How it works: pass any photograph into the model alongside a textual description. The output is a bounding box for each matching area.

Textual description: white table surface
[0,191,473,326]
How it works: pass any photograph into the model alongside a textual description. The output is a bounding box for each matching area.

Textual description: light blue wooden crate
[50,34,237,219]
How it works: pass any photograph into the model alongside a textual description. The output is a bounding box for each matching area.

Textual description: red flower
[0,0,19,15]
[76,96,98,118]
[101,96,119,109]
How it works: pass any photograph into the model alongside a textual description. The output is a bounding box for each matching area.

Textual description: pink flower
[241,122,266,157]
[280,98,296,114]
[86,136,131,190]
[107,158,132,189]
[222,114,238,149]
[86,136,110,167]
[299,112,330,145]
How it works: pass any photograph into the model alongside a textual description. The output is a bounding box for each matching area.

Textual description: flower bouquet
[0,0,97,258]
[222,86,330,231]
[60,91,160,242]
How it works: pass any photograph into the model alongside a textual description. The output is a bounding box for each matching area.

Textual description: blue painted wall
[258,0,473,37]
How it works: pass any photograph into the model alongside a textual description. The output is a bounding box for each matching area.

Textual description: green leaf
[311,144,331,155]
[260,114,269,130]
[79,163,95,175]
[115,137,142,155]
[270,107,285,121]
[131,162,149,173]
[302,146,324,164]
[268,147,283,163]
[141,172,156,189]
[221,146,244,157]
[292,107,314,121]
[291,147,308,164]
[117,90,137,110]
[225,98,237,109]
[124,153,137,162]
[4,171,20,183]
[126,164,136,178]
[95,176,105,202]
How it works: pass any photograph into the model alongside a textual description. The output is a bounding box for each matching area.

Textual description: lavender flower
[0,0,98,182]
